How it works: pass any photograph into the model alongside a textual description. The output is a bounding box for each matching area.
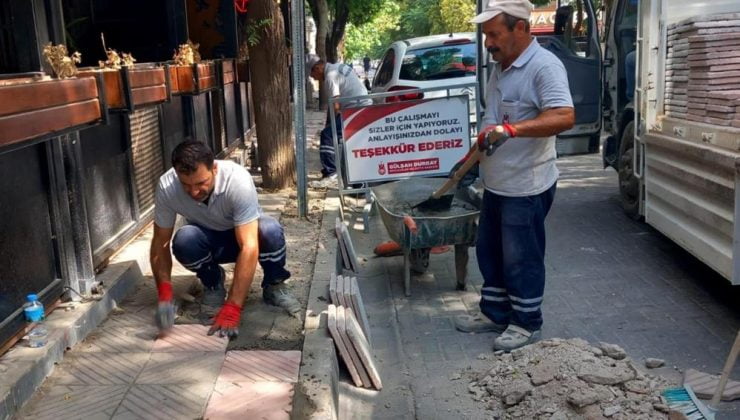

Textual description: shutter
[130,106,164,212]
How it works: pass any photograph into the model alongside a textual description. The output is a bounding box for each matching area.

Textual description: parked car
[370,33,478,126]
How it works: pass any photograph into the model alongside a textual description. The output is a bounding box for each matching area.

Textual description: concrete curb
[292,191,342,420]
[0,261,141,420]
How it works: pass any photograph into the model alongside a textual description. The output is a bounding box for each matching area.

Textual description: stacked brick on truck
[602,0,740,286]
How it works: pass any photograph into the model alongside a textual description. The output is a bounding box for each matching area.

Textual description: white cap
[470,0,534,24]
[306,54,321,70]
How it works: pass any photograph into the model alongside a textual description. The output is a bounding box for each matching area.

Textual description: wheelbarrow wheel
[409,248,430,274]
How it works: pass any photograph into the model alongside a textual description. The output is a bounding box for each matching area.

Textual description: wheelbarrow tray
[371,178,480,250]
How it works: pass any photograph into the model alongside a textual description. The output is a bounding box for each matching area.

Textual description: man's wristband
[157,282,173,302]
[502,123,517,138]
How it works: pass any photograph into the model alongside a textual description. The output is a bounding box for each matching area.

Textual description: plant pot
[220,59,236,86]
[168,62,218,95]
[0,75,104,150]
[77,66,168,111]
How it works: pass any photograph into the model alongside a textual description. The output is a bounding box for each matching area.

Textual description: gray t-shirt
[480,38,574,197]
[154,160,261,231]
[325,63,373,109]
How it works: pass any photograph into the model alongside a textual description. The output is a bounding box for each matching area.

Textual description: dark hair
[503,13,530,32]
[171,140,214,174]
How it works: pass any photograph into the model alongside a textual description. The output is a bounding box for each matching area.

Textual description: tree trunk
[326,0,350,63]
[248,0,296,190]
[308,0,330,109]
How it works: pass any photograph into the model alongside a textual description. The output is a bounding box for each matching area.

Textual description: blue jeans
[171,215,290,290]
[476,183,556,331]
[319,113,342,177]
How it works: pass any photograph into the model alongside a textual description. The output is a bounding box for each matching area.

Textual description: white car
[370,33,478,126]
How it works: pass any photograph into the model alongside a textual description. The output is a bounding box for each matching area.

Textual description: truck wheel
[618,121,640,220]
[588,133,600,154]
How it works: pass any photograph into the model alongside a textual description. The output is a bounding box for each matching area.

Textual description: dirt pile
[466,338,678,419]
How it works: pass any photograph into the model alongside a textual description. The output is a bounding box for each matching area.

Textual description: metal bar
[46,138,77,298]
[333,82,478,105]
[291,0,308,218]
[60,132,96,295]
[476,0,487,110]
[120,66,135,112]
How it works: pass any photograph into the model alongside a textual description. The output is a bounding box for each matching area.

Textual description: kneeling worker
[151,140,299,338]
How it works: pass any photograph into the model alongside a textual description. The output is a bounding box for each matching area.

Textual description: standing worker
[453,0,575,351]
[307,54,372,188]
[151,141,300,338]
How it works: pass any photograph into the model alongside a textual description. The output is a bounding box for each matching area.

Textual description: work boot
[493,325,541,352]
[309,173,338,189]
[263,282,302,318]
[455,313,508,333]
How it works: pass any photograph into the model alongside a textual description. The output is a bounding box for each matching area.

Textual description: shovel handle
[431,146,482,199]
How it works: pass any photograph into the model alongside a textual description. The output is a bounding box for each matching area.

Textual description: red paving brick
[202,350,301,418]
[204,381,294,420]
[218,350,301,383]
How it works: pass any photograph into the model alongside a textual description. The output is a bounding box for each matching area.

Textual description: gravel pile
[466,338,678,419]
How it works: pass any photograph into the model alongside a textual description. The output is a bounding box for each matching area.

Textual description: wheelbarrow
[371,178,480,296]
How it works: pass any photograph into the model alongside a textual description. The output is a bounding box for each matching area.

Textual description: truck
[602,0,740,285]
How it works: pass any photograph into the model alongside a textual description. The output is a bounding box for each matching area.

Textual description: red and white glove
[477,124,516,156]
[155,282,175,332]
[207,302,242,338]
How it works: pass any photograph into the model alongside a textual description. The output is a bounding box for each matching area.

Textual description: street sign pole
[291,0,308,218]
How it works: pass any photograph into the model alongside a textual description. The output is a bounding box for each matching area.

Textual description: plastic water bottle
[23,294,47,348]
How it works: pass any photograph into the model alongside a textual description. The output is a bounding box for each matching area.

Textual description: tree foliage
[344,0,567,59]
[344,2,400,60]
[438,0,476,33]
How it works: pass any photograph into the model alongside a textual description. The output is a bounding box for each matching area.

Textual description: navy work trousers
[476,183,556,331]
[171,215,290,290]
[319,112,342,177]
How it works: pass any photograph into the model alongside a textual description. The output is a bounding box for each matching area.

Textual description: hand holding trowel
[411,124,514,211]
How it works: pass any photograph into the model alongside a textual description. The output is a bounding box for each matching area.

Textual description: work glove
[155,282,175,332]
[477,124,516,156]
[448,159,479,189]
[207,302,242,339]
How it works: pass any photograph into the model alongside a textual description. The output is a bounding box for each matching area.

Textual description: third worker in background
[453,0,575,351]
[307,54,372,189]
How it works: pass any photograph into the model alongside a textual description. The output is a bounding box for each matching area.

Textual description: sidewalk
[337,153,740,419]
[9,110,328,419]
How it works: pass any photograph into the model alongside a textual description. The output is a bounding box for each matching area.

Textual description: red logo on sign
[387,158,440,175]
[378,162,386,175]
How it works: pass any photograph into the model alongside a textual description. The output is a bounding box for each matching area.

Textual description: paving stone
[21,385,128,419]
[218,350,301,383]
[151,324,228,352]
[112,383,212,419]
[342,275,353,312]
[345,308,383,390]
[204,381,294,420]
[328,304,366,387]
[336,218,352,271]
[76,325,157,353]
[330,272,339,305]
[350,277,373,345]
[52,352,150,385]
[136,352,224,384]
[683,368,740,401]
[336,275,349,309]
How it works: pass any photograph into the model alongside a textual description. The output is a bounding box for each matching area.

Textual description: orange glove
[207,302,242,338]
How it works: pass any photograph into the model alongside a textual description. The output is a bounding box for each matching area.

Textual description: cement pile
[466,338,678,419]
